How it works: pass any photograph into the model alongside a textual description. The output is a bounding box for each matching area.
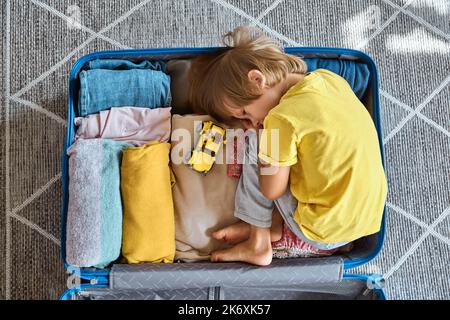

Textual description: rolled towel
[120,142,176,263]
[78,69,171,117]
[74,107,172,146]
[66,139,131,268]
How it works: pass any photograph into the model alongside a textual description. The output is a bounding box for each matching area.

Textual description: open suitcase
[60,47,387,300]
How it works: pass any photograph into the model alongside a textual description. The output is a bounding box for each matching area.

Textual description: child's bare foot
[210,238,273,266]
[212,221,250,245]
[211,227,273,266]
[212,214,283,245]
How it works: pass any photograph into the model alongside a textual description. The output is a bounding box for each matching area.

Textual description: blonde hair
[188,26,307,124]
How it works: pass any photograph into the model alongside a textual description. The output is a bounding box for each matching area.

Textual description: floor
[0,0,449,299]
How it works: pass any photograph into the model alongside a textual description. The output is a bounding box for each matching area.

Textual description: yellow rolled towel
[120,141,175,263]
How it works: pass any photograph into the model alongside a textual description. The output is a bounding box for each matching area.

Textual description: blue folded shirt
[304,59,370,100]
[77,59,171,117]
[84,59,167,72]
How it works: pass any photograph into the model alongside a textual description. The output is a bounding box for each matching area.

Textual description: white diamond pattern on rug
[384,235,450,299]
[384,116,450,224]
[0,0,6,298]
[260,0,397,47]
[11,177,62,242]
[9,104,65,209]
[9,0,90,95]
[227,0,276,18]
[352,206,424,276]
[420,84,450,132]
[402,0,450,34]
[361,11,450,108]
[388,0,412,5]
[2,0,450,300]
[10,219,66,300]
[40,0,144,33]
[20,37,126,119]
[379,94,411,139]
[76,37,127,57]
[104,0,250,48]
[436,215,450,240]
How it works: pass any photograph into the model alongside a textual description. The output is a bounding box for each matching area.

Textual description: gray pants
[234,132,347,251]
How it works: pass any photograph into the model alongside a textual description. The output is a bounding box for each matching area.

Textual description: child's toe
[212,230,226,241]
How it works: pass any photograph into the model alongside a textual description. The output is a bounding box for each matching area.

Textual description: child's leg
[274,189,351,251]
[211,132,279,265]
[211,224,273,266]
[213,131,279,245]
[271,208,283,242]
[213,210,283,245]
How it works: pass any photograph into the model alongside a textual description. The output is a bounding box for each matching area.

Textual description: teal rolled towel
[66,139,131,268]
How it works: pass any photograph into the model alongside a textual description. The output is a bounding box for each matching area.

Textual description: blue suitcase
[60,47,387,300]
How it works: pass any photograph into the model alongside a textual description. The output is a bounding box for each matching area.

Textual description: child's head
[188,26,307,128]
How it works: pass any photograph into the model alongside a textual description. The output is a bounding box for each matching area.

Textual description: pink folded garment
[74,107,171,146]
[271,223,341,259]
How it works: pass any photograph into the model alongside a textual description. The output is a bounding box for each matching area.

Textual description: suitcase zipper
[363,274,385,296]
[89,277,108,286]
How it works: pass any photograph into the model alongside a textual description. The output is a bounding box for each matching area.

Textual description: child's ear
[247,69,266,90]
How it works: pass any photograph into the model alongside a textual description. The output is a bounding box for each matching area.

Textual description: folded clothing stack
[66,59,175,268]
[66,139,131,268]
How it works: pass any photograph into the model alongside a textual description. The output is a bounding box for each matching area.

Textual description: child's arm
[256,130,290,200]
[258,162,290,200]
[256,115,297,200]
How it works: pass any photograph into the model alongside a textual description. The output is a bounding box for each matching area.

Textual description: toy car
[187,121,226,174]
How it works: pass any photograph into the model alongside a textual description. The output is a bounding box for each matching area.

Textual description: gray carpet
[1,0,449,300]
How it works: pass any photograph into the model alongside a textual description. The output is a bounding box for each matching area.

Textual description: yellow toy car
[187,121,226,174]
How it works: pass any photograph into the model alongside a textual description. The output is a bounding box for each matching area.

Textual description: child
[188,26,387,266]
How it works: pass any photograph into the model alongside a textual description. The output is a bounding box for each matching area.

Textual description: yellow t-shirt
[259,69,387,244]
